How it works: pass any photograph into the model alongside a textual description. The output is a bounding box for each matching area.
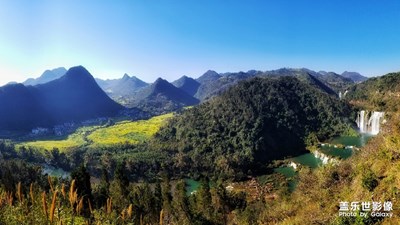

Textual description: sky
[1,0,400,86]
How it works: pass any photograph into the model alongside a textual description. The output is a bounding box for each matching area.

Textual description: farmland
[17,113,173,151]
[87,113,173,147]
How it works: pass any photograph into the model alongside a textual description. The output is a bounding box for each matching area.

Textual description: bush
[361,170,378,192]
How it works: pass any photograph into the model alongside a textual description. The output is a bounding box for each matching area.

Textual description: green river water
[273,134,373,191]
[185,135,375,194]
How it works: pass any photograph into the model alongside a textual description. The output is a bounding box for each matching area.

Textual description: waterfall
[313,150,339,165]
[356,110,384,135]
[356,110,366,133]
[339,90,348,100]
[368,112,384,135]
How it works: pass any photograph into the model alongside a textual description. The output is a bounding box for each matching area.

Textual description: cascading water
[356,110,366,133]
[368,112,384,135]
[356,110,384,135]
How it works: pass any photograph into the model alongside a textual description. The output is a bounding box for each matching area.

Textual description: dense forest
[346,72,400,111]
[153,76,354,179]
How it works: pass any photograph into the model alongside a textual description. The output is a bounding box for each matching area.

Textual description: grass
[17,113,173,151]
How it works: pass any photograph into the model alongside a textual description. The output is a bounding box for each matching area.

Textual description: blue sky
[1,0,400,85]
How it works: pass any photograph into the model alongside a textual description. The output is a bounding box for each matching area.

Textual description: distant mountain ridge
[341,71,368,82]
[131,78,200,115]
[23,67,67,86]
[1,66,369,119]
[193,68,357,101]
[0,66,123,131]
[15,66,366,103]
[172,75,200,96]
[195,70,253,100]
[96,74,149,98]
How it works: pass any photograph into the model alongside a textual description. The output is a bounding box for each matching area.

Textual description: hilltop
[0,66,123,131]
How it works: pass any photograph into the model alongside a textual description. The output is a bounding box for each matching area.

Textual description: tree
[114,162,129,194]
[70,164,93,217]
[93,166,110,208]
[173,180,191,225]
[196,176,212,220]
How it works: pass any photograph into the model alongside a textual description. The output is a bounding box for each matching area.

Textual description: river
[273,134,373,190]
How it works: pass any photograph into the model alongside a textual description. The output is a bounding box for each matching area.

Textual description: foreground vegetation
[256,112,400,224]
[0,161,260,225]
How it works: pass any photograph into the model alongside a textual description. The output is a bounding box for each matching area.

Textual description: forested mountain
[155,76,352,179]
[0,84,48,130]
[128,78,200,115]
[287,71,338,96]
[172,75,200,96]
[341,71,368,82]
[0,66,123,131]
[194,70,223,100]
[192,68,356,101]
[313,71,355,93]
[346,71,400,111]
[195,71,253,101]
[259,68,355,93]
[23,67,67,86]
[36,66,124,123]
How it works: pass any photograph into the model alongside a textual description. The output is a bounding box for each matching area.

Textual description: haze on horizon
[1,0,400,86]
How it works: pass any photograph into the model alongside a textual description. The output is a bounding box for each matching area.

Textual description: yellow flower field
[17,113,173,151]
[87,113,173,147]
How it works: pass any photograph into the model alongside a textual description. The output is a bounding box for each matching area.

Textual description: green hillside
[154,76,354,179]
[346,72,400,111]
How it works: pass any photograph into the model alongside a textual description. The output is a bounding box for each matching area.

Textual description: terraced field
[17,113,173,151]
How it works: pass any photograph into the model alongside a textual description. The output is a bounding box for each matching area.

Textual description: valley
[1,1,399,224]
[16,113,173,151]
[0,65,397,224]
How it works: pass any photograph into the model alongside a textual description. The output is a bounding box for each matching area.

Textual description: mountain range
[0,66,123,131]
[19,67,367,105]
[95,74,149,98]
[0,66,369,131]
[192,68,358,101]
[128,78,200,115]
